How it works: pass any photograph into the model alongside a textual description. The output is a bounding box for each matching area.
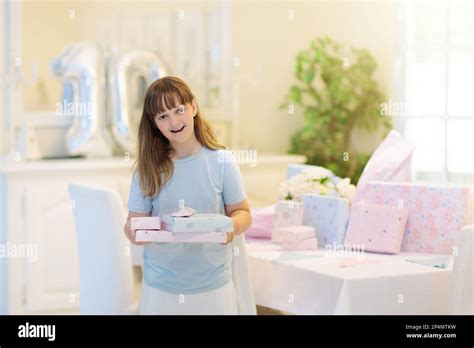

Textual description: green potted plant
[280,37,392,184]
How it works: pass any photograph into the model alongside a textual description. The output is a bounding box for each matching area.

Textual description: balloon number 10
[51,42,170,158]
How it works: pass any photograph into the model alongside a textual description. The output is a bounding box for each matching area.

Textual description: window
[396,0,473,183]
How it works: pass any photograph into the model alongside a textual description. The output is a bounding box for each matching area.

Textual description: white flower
[336,178,356,200]
[280,169,333,201]
[279,168,356,202]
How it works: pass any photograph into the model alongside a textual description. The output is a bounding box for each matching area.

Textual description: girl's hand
[221,231,234,245]
[124,215,149,246]
[124,211,152,245]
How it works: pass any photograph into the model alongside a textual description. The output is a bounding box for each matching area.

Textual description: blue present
[302,194,350,247]
[286,164,339,182]
[162,213,233,233]
[286,164,331,179]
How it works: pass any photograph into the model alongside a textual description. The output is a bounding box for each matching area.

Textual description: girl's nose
[169,114,182,127]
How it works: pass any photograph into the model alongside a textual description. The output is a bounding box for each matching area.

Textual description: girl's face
[153,98,198,145]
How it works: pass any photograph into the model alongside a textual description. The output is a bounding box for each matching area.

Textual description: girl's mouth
[170,125,185,133]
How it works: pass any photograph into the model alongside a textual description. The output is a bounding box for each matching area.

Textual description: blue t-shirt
[127,146,247,294]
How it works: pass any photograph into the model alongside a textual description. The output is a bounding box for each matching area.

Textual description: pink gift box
[246,205,275,239]
[282,238,318,251]
[279,225,315,242]
[272,200,303,243]
[358,181,472,254]
[135,230,227,243]
[131,217,161,231]
[344,202,408,254]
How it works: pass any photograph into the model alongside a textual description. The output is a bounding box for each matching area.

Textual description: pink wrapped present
[279,225,315,242]
[344,202,408,254]
[272,200,303,243]
[135,230,227,243]
[354,130,414,202]
[359,181,472,254]
[131,216,161,231]
[282,238,318,251]
[245,205,275,239]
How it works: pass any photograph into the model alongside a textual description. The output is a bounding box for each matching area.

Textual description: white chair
[69,182,138,315]
[450,225,473,314]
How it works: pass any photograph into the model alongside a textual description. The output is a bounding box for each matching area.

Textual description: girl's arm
[225,199,252,236]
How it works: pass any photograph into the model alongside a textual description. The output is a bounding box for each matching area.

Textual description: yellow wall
[20,0,217,111]
[18,0,400,156]
[233,0,401,154]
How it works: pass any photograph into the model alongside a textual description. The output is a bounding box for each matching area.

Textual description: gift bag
[354,130,414,202]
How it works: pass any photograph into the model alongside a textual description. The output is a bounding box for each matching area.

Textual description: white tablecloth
[246,238,452,315]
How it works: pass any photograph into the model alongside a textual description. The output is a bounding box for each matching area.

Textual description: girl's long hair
[135,76,225,197]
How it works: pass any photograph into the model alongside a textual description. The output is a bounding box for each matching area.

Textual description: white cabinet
[0,158,133,314]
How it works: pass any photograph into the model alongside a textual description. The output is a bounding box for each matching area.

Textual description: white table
[246,238,453,315]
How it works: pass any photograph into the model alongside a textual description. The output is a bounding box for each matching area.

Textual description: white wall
[1,2,5,158]
[0,0,5,316]
[1,0,22,160]
[233,0,401,154]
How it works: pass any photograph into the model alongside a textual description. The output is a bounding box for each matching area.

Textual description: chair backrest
[68,183,135,314]
[450,224,473,314]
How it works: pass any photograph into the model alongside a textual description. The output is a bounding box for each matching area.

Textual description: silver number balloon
[107,50,169,155]
[51,42,112,158]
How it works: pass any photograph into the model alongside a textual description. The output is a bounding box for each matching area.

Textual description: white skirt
[139,280,239,315]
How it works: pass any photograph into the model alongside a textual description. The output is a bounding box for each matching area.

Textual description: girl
[124,76,252,315]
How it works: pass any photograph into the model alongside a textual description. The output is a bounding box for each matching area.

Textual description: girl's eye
[157,114,167,121]
[177,106,185,114]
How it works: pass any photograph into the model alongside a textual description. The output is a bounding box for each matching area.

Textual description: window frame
[395,0,473,184]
